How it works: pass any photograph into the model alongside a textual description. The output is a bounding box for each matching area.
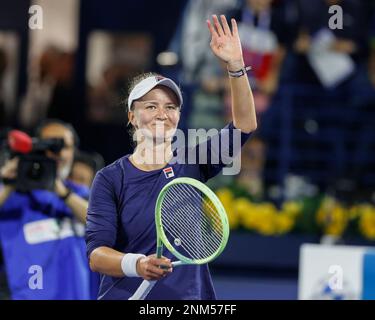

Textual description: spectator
[168,0,242,131]
[171,0,293,131]
[224,0,294,118]
[291,0,371,88]
[171,0,241,84]
[0,119,98,299]
[69,151,105,188]
[19,47,76,129]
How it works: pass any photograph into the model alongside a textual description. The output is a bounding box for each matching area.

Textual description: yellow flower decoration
[316,197,348,236]
[215,188,238,230]
[281,201,303,218]
[234,198,255,230]
[275,214,295,235]
[358,204,375,240]
[250,203,278,236]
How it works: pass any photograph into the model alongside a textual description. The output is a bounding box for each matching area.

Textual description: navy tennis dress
[86,122,251,299]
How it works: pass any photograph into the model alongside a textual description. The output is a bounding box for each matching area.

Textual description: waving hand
[207,15,244,68]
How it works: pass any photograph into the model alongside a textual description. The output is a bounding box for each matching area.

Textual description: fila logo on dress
[163,167,174,179]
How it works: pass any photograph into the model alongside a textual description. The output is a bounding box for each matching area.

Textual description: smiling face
[128,85,181,141]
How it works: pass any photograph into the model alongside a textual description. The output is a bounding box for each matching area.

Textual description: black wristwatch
[60,188,72,201]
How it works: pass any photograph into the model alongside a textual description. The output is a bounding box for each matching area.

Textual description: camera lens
[28,161,43,180]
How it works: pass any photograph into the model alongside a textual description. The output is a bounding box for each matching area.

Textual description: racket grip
[128,279,157,300]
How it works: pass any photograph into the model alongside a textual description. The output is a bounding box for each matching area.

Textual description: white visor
[127,75,183,111]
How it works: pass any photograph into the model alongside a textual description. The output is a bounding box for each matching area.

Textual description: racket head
[155,177,229,265]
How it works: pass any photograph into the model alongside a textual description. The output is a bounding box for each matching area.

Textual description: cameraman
[0,119,97,299]
[0,121,87,222]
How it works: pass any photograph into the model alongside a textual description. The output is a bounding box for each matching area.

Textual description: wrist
[227,59,245,71]
[59,187,72,201]
[227,65,252,78]
[55,180,68,197]
[121,253,146,277]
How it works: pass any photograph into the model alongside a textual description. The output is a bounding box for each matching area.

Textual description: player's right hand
[136,254,173,281]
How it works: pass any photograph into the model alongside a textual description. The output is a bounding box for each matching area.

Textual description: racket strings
[160,184,224,260]
[162,216,214,260]
[179,184,224,239]
[162,196,220,258]
[181,184,223,226]
[162,200,221,260]
[165,185,223,242]
[162,197,222,259]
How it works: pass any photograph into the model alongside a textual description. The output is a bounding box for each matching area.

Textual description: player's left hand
[207,15,244,69]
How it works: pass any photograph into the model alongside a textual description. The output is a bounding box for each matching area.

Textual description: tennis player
[86,15,257,300]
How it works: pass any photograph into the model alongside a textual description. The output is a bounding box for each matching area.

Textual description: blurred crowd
[167,0,375,200]
[0,0,375,299]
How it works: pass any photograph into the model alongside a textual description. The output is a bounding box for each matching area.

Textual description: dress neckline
[126,154,172,173]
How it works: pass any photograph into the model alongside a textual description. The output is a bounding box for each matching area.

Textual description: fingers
[147,263,171,277]
[207,19,218,39]
[220,15,231,36]
[139,255,173,281]
[207,15,237,37]
[212,15,224,37]
[231,18,238,36]
[150,256,173,270]
[143,267,172,280]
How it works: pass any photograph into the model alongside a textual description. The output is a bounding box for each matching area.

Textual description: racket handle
[128,279,157,300]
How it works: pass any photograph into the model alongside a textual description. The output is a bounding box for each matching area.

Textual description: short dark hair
[35,119,80,147]
[73,150,105,174]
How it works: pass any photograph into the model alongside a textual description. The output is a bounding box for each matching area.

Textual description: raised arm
[207,15,257,133]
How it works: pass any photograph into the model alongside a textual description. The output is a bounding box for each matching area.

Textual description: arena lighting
[156,51,178,66]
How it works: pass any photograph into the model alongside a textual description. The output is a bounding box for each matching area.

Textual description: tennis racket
[128,177,229,300]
